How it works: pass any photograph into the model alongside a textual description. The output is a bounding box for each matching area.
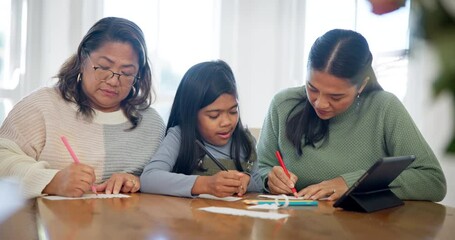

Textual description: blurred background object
[370,0,455,153]
[0,178,25,224]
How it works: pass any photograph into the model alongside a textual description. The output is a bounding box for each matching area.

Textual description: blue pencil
[244,199,318,206]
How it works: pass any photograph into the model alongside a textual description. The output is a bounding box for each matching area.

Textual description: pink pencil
[61,136,98,195]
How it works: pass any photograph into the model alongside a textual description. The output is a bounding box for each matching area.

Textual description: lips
[217,131,232,139]
[100,88,118,97]
[316,108,330,116]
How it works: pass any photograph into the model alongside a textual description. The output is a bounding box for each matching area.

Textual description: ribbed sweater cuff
[22,168,59,198]
[341,170,366,188]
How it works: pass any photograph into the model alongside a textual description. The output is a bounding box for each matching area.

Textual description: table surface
[1,193,454,240]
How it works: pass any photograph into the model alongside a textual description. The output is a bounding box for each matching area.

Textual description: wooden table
[1,193,454,240]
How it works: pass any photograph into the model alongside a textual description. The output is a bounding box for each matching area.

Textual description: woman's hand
[43,163,96,197]
[267,166,298,195]
[298,177,348,201]
[192,170,246,197]
[96,173,140,194]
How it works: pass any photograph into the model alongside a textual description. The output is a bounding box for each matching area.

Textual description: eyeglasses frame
[87,56,140,86]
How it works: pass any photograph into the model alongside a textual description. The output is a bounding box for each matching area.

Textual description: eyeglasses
[88,57,139,86]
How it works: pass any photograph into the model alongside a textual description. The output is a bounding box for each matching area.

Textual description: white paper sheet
[199,206,289,220]
[198,194,242,201]
[247,204,280,210]
[42,193,130,200]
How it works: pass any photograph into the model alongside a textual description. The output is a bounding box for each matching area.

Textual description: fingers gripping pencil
[275,150,298,196]
[61,136,98,195]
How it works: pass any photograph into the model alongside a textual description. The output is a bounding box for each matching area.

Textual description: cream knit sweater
[0,87,165,198]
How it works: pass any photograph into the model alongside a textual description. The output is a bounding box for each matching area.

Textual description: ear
[358,77,370,95]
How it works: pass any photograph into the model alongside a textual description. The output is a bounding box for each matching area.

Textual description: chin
[211,139,229,146]
[316,114,333,120]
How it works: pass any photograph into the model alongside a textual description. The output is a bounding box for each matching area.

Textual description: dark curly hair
[55,17,154,129]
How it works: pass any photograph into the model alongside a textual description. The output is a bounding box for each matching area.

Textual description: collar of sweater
[93,108,128,124]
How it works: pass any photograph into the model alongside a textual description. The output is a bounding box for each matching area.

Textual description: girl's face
[306,70,363,120]
[197,93,239,146]
[81,42,139,112]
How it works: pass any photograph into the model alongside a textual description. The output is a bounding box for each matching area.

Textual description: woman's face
[306,70,360,120]
[197,93,239,146]
[81,42,139,112]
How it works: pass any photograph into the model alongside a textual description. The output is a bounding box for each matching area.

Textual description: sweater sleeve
[0,92,59,198]
[383,95,446,201]
[140,127,198,197]
[257,96,281,192]
[245,160,263,193]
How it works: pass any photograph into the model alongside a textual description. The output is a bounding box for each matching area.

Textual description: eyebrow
[205,104,239,113]
[307,82,345,97]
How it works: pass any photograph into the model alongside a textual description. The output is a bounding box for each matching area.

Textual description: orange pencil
[61,136,98,195]
[275,150,298,196]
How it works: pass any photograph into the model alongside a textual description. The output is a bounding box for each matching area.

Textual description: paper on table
[42,193,130,200]
[247,204,280,210]
[199,206,289,220]
[198,194,242,202]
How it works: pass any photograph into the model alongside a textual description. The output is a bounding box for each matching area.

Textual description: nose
[314,95,329,109]
[105,73,121,86]
[220,113,234,127]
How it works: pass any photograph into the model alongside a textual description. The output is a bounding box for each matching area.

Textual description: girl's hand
[192,171,243,197]
[43,163,96,197]
[267,166,298,195]
[298,177,348,201]
[236,173,250,197]
[96,173,140,194]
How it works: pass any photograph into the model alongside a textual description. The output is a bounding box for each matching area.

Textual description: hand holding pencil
[265,150,299,197]
[42,136,98,197]
[61,136,98,195]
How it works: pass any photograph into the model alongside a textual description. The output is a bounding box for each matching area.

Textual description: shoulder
[366,91,404,110]
[363,91,411,123]
[161,126,182,146]
[10,87,63,112]
[141,107,163,119]
[167,125,182,137]
[19,87,60,104]
[368,90,397,102]
[272,86,305,106]
[140,107,165,128]
[266,86,305,115]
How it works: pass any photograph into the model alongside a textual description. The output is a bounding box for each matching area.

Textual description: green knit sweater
[257,86,446,201]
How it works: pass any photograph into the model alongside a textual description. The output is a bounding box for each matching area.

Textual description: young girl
[140,60,262,197]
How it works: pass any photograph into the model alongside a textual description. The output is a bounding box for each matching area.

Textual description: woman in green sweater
[257,29,446,202]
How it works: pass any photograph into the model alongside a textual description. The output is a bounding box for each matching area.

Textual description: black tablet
[333,155,416,212]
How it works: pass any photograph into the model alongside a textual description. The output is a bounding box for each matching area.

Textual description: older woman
[0,17,165,198]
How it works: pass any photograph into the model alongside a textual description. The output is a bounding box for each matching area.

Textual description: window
[103,0,220,121]
[303,0,410,100]
[0,0,27,124]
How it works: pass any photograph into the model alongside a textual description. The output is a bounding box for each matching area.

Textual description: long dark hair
[286,29,383,155]
[55,17,153,129]
[168,60,252,174]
